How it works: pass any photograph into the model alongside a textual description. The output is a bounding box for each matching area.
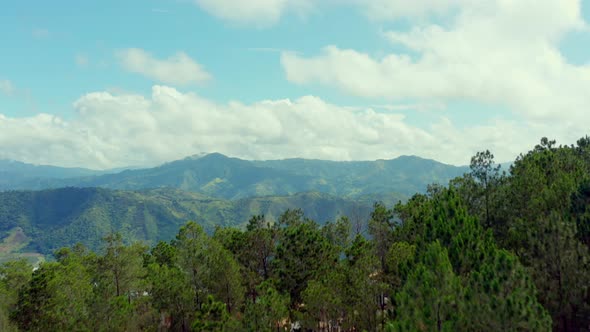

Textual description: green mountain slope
[7,153,467,198]
[62,153,315,199]
[0,187,374,256]
[254,155,467,196]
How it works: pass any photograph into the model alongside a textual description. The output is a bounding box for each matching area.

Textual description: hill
[0,187,374,257]
[0,159,121,190]
[1,153,468,199]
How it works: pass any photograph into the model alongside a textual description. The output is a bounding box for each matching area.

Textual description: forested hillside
[0,136,589,331]
[0,153,467,198]
[0,188,373,258]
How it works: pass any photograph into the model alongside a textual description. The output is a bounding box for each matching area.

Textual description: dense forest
[1,136,589,331]
[0,188,374,258]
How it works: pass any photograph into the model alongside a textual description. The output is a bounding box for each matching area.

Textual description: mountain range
[0,153,470,262]
[0,153,469,198]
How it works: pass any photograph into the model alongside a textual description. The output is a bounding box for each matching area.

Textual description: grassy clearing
[0,227,30,254]
[0,227,45,267]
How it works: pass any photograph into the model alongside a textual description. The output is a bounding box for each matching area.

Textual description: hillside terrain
[0,159,124,190]
[0,187,374,257]
[0,153,462,260]
[0,153,468,198]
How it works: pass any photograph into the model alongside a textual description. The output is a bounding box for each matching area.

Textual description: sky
[1,0,590,169]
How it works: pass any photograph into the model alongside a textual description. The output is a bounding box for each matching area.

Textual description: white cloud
[0,86,575,169]
[282,0,590,125]
[117,48,211,86]
[194,0,314,26]
[0,79,14,96]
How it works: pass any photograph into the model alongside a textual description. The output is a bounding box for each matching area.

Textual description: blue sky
[1,0,589,169]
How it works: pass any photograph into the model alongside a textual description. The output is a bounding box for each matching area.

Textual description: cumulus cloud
[194,0,314,26]
[0,79,14,96]
[0,86,570,169]
[282,0,590,125]
[117,48,211,86]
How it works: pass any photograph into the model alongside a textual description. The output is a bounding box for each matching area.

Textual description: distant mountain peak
[184,153,211,160]
[184,152,228,160]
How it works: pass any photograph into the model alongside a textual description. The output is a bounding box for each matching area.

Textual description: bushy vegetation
[0,136,589,331]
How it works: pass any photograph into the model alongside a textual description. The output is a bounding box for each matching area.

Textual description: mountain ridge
[0,153,469,199]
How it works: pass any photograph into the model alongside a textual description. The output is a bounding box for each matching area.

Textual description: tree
[174,222,210,311]
[205,240,245,314]
[388,242,462,332]
[506,138,590,330]
[215,216,277,304]
[12,262,59,331]
[0,259,31,332]
[321,216,352,255]
[368,202,396,272]
[145,256,192,331]
[511,212,589,331]
[470,150,502,227]
[99,233,147,299]
[192,295,230,332]
[273,214,336,307]
[93,234,151,331]
[300,269,345,331]
[175,222,244,318]
[389,186,551,331]
[464,249,551,331]
[45,249,95,331]
[342,234,386,331]
[243,280,290,332]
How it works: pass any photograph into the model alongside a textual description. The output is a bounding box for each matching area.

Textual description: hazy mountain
[0,159,124,190]
[58,153,315,199]
[1,153,468,198]
[0,187,374,256]
[253,155,469,196]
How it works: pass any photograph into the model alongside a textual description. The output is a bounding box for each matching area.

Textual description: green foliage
[300,269,345,330]
[0,259,30,332]
[0,188,374,259]
[273,211,337,305]
[389,185,551,331]
[192,295,230,332]
[243,280,290,332]
[340,234,387,331]
[464,249,552,331]
[385,242,415,291]
[388,242,462,332]
[369,201,396,272]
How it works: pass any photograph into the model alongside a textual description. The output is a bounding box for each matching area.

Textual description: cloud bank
[0,86,567,169]
[282,0,590,125]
